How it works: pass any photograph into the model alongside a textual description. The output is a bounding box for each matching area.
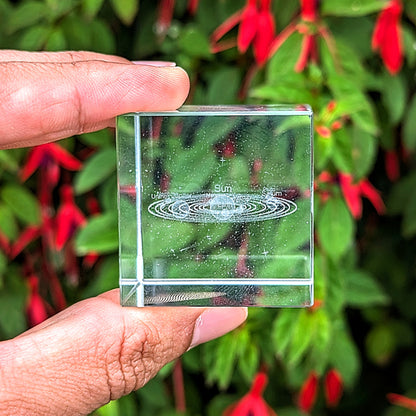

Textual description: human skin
[0,51,248,415]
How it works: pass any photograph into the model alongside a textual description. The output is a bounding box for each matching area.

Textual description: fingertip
[189,307,248,350]
[149,65,190,110]
[169,66,190,109]
[110,64,190,113]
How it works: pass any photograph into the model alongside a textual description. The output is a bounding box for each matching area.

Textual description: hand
[0,51,248,415]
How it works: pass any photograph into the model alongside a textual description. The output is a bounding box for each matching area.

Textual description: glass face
[117,105,313,307]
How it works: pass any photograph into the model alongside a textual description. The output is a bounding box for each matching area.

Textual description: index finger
[0,51,189,149]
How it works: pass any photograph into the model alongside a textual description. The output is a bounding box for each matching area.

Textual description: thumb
[0,289,247,416]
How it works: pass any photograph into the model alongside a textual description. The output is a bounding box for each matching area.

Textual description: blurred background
[0,0,416,414]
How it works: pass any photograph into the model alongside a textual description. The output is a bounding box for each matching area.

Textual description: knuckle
[103,320,164,400]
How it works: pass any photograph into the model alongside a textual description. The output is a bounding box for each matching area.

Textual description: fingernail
[132,60,176,67]
[189,307,248,350]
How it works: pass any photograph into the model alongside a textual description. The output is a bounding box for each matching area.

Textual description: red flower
[160,172,170,192]
[301,0,318,21]
[269,0,337,72]
[26,275,48,327]
[224,372,276,416]
[238,0,258,53]
[220,138,236,158]
[339,173,385,219]
[253,0,275,66]
[20,143,82,206]
[295,28,318,72]
[20,143,82,183]
[211,0,275,67]
[55,185,86,250]
[0,230,10,257]
[10,225,41,259]
[251,158,263,187]
[387,393,416,411]
[372,0,403,75]
[324,369,343,408]
[119,184,136,201]
[297,371,319,413]
[315,100,345,139]
[187,0,199,15]
[156,0,175,36]
[156,0,200,36]
[385,150,400,181]
[236,236,254,278]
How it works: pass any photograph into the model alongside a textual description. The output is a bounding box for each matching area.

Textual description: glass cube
[116,105,313,307]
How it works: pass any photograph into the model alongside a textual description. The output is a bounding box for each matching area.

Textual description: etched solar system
[117,105,313,307]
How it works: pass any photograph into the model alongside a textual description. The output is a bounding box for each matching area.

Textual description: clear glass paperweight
[116,105,313,307]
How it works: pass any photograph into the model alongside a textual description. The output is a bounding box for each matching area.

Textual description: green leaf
[344,270,389,307]
[351,127,377,179]
[0,150,19,172]
[402,192,416,238]
[272,309,300,356]
[178,25,212,58]
[90,20,116,54]
[387,172,416,216]
[7,1,48,34]
[323,39,367,85]
[74,147,116,194]
[328,321,360,387]
[75,213,118,255]
[382,74,407,125]
[366,323,396,365]
[204,332,239,389]
[287,309,317,366]
[0,268,28,338]
[332,128,353,173]
[350,98,378,136]
[206,68,241,105]
[238,342,259,383]
[309,310,332,372]
[142,214,195,259]
[207,395,236,416]
[18,24,50,50]
[110,0,139,26]
[0,204,18,240]
[329,16,374,60]
[81,255,118,298]
[82,0,105,18]
[61,15,92,50]
[1,185,41,226]
[317,197,354,261]
[96,399,119,416]
[321,0,386,16]
[99,175,118,213]
[325,261,346,316]
[275,200,311,253]
[403,93,416,151]
[46,27,67,51]
[78,129,113,148]
[0,252,7,288]
[406,0,416,25]
[135,376,171,409]
[315,133,333,171]
[195,223,231,251]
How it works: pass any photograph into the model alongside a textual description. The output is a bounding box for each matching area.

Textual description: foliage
[0,0,416,415]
